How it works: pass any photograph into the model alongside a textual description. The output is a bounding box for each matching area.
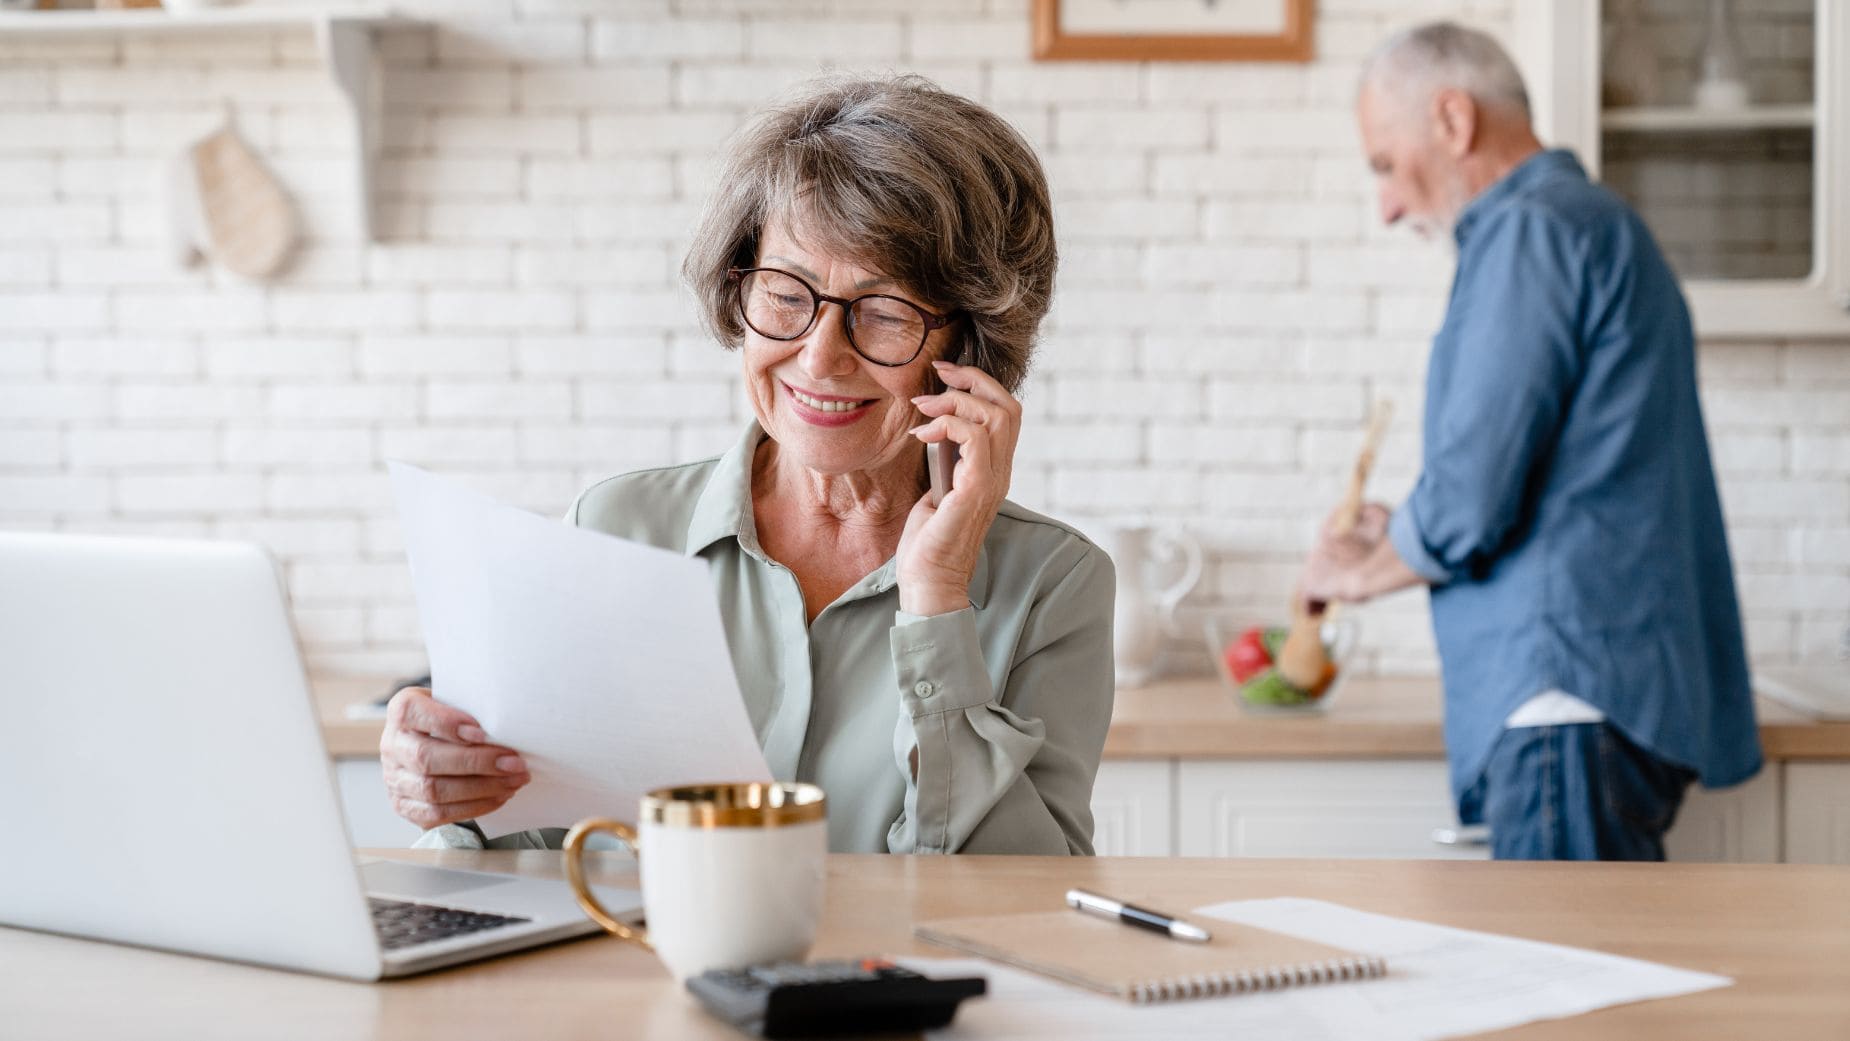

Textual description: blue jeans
[1465,723,1695,861]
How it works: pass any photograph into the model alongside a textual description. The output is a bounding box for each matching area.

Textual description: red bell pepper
[1223,625,1273,684]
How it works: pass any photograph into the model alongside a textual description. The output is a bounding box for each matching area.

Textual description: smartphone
[925,345,971,507]
[926,435,958,507]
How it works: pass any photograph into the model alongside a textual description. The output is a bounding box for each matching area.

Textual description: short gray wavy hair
[1361,21,1531,120]
[682,74,1056,394]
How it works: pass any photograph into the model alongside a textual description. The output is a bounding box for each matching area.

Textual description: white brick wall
[2,0,1845,680]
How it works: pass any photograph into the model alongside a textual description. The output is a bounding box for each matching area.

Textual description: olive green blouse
[414,422,1115,855]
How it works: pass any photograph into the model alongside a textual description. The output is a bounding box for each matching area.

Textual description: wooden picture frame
[1032,0,1314,63]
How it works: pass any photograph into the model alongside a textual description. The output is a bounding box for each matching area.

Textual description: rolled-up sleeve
[884,545,1115,855]
[1388,504,1454,585]
[1399,206,1584,583]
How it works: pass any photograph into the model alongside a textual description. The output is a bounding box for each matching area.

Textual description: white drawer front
[1089,760,1175,857]
[1664,768,1780,863]
[1783,762,1850,865]
[1176,760,1486,860]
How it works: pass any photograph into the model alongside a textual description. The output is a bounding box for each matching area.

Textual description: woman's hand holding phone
[926,425,958,508]
[896,350,1021,618]
[923,347,965,506]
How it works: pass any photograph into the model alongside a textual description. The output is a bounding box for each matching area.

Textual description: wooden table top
[316,673,1850,761]
[5,851,1848,1040]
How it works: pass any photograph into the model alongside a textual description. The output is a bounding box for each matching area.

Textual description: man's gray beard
[1435,176,1476,243]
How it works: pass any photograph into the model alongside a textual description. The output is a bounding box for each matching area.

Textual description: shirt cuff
[890,607,993,716]
[1389,504,1454,585]
[412,823,486,850]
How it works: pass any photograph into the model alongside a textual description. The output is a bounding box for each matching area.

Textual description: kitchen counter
[314,673,1850,761]
[315,675,396,759]
[1104,673,1850,760]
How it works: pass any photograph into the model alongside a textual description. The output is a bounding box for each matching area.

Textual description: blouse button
[913,681,935,699]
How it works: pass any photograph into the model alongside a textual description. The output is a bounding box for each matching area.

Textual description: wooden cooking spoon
[1276,401,1394,692]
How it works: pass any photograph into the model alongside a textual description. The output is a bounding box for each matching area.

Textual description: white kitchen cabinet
[1174,760,1489,860]
[1782,762,1850,863]
[1166,758,1777,861]
[1089,760,1175,857]
[1664,767,1782,863]
[1514,1,1850,337]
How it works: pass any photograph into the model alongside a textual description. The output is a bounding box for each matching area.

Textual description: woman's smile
[782,380,879,427]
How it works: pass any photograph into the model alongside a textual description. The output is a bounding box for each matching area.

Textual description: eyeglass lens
[737,269,929,365]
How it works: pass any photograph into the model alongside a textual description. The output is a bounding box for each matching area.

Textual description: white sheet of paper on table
[905,897,1730,1041]
[387,461,772,837]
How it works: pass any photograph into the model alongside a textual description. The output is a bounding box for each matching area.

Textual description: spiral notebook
[914,907,1386,1004]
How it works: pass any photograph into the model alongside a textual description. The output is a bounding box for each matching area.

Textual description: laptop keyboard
[369,897,531,951]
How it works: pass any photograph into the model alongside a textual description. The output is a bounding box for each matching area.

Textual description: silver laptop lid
[0,532,382,980]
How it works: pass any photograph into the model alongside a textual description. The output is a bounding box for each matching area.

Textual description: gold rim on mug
[641,781,826,829]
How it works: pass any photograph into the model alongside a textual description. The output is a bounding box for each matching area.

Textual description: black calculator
[686,958,986,1038]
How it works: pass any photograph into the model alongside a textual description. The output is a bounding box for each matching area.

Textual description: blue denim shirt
[1387,150,1762,811]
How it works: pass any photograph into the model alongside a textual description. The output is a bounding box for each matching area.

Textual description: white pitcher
[1093,525,1203,688]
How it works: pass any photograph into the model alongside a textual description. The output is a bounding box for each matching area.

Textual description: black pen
[1065,888,1211,943]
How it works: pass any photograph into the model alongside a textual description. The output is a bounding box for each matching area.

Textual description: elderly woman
[379,75,1114,855]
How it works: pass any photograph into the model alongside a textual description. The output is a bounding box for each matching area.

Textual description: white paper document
[908,897,1730,1041]
[388,462,771,837]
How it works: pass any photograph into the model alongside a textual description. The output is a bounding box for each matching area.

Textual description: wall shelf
[0,7,411,242]
[0,8,385,35]
[1602,104,1817,134]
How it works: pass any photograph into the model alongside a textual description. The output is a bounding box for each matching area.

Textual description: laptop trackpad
[360,860,517,899]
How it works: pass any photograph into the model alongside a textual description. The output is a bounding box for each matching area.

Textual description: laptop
[0,530,641,980]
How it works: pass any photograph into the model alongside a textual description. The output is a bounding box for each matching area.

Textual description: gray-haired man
[1301,23,1760,860]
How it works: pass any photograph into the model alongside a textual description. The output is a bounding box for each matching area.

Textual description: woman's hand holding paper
[380,686,531,830]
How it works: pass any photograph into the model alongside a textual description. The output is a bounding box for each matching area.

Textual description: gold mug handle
[563,817,650,950]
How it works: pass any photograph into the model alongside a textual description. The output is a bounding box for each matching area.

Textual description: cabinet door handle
[1431,824,1491,847]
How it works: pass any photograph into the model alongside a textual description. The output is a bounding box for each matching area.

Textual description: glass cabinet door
[1517,0,1850,337]
[1598,0,1813,283]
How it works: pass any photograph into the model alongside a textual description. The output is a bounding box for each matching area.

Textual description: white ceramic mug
[563,782,827,982]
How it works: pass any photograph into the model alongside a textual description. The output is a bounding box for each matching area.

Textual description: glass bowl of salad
[1203,613,1359,714]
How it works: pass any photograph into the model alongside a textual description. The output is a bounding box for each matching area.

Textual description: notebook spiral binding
[1129,956,1388,1004]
